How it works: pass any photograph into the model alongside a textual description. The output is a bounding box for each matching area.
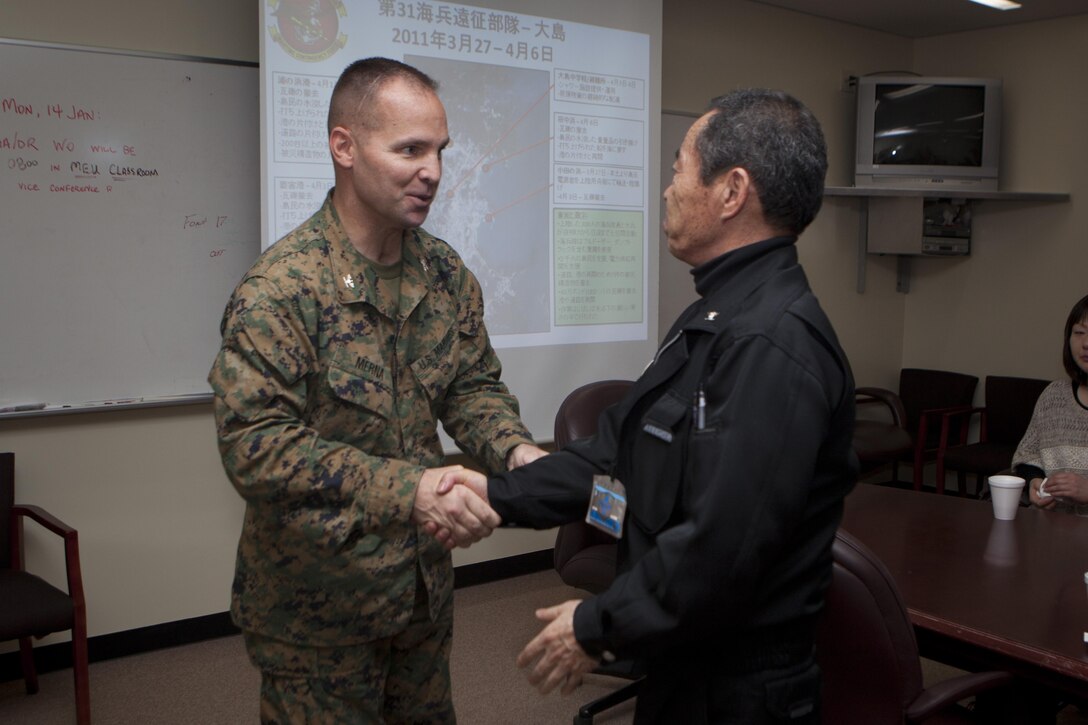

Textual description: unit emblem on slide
[268,0,347,62]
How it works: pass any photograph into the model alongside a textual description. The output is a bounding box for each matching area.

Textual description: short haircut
[327,57,438,134]
[696,89,828,235]
[1062,293,1088,385]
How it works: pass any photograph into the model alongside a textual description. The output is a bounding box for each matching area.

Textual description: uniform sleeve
[574,335,839,660]
[486,373,627,525]
[208,275,425,548]
[436,267,534,473]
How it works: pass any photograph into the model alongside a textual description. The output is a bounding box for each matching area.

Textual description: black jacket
[489,236,857,665]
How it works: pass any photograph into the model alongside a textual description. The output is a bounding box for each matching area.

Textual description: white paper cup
[989,475,1026,520]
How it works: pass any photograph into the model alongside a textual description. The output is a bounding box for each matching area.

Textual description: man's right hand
[411,465,500,549]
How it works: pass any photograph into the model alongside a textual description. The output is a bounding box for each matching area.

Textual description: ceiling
[749,0,1088,38]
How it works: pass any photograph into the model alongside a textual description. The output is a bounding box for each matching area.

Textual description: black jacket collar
[691,235,798,300]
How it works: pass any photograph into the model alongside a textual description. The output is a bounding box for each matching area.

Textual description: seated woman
[1013,293,1088,514]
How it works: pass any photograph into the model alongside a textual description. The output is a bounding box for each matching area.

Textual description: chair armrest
[915,404,976,448]
[13,504,77,538]
[918,404,976,422]
[856,387,907,428]
[935,406,985,455]
[554,521,615,572]
[906,670,1014,722]
[938,405,984,425]
[11,504,86,609]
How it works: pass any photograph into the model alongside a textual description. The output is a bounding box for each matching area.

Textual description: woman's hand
[1037,472,1088,505]
[1029,477,1056,508]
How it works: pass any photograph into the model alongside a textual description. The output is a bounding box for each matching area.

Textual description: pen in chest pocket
[694,385,706,430]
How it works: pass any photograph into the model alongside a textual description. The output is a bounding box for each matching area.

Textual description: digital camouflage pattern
[250,579,455,724]
[209,191,532,649]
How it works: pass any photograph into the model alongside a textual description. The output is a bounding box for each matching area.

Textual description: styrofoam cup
[989,475,1026,520]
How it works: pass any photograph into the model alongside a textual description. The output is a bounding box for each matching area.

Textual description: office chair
[817,529,1012,723]
[853,387,914,478]
[0,452,90,724]
[551,379,640,725]
[935,376,1051,497]
[853,368,978,492]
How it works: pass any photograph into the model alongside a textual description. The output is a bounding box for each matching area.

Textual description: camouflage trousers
[245,582,455,725]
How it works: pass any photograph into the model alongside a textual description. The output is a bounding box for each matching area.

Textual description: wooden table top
[841,484,1088,692]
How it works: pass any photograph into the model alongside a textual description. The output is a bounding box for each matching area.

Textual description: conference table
[840,483,1088,698]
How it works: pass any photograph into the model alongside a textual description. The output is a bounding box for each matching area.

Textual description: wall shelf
[825,187,1071,293]
[825,186,1069,202]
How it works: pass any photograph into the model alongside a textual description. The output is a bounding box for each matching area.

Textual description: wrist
[505,443,521,468]
[505,441,537,469]
[571,600,615,662]
[578,639,616,663]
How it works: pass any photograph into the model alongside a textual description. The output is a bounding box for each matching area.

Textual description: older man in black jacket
[439,88,857,724]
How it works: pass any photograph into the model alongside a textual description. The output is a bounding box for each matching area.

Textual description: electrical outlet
[840,71,858,93]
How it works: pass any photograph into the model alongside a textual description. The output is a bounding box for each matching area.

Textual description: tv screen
[873,83,985,167]
[854,75,1001,191]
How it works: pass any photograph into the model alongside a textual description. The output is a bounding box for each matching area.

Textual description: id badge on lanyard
[586,474,627,538]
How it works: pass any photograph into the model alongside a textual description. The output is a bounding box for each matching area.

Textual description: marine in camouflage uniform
[208,192,534,722]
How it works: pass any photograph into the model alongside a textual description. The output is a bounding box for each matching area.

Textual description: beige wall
[0,0,258,61]
[662,0,915,388]
[2,0,1083,642]
[902,19,1086,384]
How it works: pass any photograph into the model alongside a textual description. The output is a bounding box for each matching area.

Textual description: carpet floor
[1,568,1085,723]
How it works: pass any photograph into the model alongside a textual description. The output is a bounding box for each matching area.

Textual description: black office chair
[935,376,1051,497]
[0,452,90,724]
[552,380,640,725]
[817,529,1012,723]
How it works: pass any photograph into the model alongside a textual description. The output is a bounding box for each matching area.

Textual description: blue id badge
[586,475,627,539]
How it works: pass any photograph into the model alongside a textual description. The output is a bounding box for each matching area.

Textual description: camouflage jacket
[208,193,533,647]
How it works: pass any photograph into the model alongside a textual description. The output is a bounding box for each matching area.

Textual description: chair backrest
[1,452,13,571]
[552,380,634,591]
[982,376,1051,446]
[898,368,978,447]
[553,379,634,448]
[816,529,923,724]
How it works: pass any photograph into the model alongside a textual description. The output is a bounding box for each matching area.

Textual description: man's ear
[716,167,750,221]
[329,126,354,169]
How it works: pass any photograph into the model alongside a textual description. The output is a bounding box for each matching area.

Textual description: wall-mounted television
[854,75,1002,191]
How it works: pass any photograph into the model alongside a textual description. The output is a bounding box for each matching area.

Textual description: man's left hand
[517,599,597,695]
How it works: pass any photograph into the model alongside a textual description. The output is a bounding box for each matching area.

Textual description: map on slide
[411,56,551,336]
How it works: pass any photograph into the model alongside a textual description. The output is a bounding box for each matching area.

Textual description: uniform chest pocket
[326,353,393,421]
[408,323,460,403]
[627,390,690,534]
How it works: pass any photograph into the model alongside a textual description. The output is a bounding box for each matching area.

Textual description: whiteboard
[0,40,258,410]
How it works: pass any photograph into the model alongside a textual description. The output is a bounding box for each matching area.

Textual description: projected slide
[262,0,650,348]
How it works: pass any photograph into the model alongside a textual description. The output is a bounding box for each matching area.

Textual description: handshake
[410,464,494,549]
[411,443,546,549]
[411,446,599,696]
